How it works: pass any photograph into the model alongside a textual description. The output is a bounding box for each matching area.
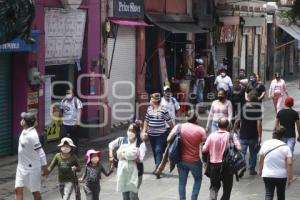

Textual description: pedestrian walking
[60,89,83,148]
[274,96,300,156]
[230,79,246,122]
[167,111,206,200]
[15,112,48,200]
[203,118,241,200]
[258,126,293,200]
[245,73,266,103]
[142,92,174,178]
[206,89,233,134]
[79,149,113,200]
[109,122,147,199]
[192,57,206,104]
[48,137,81,200]
[160,85,180,127]
[234,95,262,177]
[268,73,288,113]
[214,68,233,97]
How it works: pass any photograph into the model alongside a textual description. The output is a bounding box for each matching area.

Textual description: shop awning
[278,24,300,49]
[111,19,152,27]
[146,13,209,33]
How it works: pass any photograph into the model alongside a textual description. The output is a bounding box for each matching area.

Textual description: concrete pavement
[1,78,300,199]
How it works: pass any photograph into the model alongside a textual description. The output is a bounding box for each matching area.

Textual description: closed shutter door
[107,26,136,126]
[0,54,12,156]
[216,44,227,66]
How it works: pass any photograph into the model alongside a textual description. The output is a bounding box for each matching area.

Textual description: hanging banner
[45,8,86,66]
[217,25,237,43]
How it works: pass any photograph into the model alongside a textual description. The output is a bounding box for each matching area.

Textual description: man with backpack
[161,85,180,127]
[60,89,83,148]
[203,117,241,200]
[167,110,206,200]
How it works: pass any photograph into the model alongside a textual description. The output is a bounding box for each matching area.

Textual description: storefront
[106,0,147,126]
[0,31,39,156]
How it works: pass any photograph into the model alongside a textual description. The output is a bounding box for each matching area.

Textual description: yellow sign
[46,111,61,141]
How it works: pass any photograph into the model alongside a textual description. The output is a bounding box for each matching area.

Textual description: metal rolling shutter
[0,54,12,156]
[107,26,136,126]
[216,44,227,66]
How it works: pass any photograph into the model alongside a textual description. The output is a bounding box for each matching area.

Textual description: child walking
[48,137,81,200]
[80,149,113,200]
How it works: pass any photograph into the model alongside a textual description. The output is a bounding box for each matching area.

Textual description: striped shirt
[145,106,172,136]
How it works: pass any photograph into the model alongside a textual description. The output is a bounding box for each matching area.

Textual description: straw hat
[57,137,76,148]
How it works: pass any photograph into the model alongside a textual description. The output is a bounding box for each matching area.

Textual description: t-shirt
[17,127,43,173]
[61,97,83,126]
[160,97,180,125]
[48,153,80,183]
[145,106,172,136]
[195,64,205,79]
[277,108,299,138]
[240,104,262,140]
[259,139,292,178]
[246,83,266,102]
[180,123,206,162]
[82,164,111,185]
[203,131,239,163]
[214,75,233,91]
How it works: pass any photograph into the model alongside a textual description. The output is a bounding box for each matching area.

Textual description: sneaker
[249,170,258,175]
[156,173,161,179]
[238,167,246,178]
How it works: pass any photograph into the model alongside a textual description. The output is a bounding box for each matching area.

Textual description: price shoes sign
[110,0,144,19]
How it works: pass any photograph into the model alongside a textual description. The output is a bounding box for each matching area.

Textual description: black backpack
[223,133,246,181]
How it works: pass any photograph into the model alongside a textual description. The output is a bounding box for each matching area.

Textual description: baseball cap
[163,86,171,92]
[285,96,294,107]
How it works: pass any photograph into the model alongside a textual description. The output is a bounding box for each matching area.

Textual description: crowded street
[0,78,299,200]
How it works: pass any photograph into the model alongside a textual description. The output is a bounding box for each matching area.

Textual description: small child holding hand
[80,149,113,200]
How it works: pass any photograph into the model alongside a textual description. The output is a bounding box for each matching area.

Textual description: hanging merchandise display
[0,0,35,44]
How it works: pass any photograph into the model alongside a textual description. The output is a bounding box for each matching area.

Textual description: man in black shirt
[275,96,300,156]
[245,73,266,102]
[234,95,262,176]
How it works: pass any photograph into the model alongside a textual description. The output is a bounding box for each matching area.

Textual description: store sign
[111,0,144,19]
[218,25,236,43]
[0,31,39,52]
[45,8,86,66]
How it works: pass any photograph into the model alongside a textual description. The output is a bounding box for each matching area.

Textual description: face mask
[218,96,225,101]
[61,146,71,154]
[66,94,73,100]
[220,73,226,77]
[127,131,136,141]
[91,156,99,164]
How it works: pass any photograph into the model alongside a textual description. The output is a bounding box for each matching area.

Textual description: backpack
[60,97,79,114]
[223,133,246,181]
[168,124,182,164]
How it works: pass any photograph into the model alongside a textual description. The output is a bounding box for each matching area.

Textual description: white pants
[15,169,41,192]
[59,182,74,200]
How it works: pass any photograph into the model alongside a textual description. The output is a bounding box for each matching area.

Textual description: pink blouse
[269,79,287,97]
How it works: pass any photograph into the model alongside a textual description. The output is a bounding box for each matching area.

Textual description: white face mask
[66,94,73,100]
[127,131,136,141]
[61,146,71,154]
[91,156,99,164]
[221,73,226,77]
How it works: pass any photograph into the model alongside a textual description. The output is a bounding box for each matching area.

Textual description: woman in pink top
[203,118,241,200]
[268,73,288,113]
[206,89,233,134]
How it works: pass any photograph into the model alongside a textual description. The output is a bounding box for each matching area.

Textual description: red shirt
[180,123,206,162]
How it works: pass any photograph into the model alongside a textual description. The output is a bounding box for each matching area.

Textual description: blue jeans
[283,137,296,156]
[177,160,203,200]
[240,139,258,171]
[194,79,204,104]
[210,121,218,135]
[148,134,166,166]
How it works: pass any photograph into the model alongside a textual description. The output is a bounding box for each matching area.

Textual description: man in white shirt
[15,112,48,200]
[160,86,180,126]
[214,69,233,96]
[60,89,83,148]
